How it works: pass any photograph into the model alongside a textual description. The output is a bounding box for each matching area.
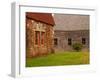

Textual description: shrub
[72,43,83,51]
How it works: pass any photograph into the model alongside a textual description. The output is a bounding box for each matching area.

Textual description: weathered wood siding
[54,30,89,52]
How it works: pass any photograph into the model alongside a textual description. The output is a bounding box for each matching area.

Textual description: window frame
[82,38,86,45]
[54,38,58,46]
[68,38,72,45]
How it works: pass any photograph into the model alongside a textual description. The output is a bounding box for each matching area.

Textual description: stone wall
[54,30,89,52]
[26,18,54,57]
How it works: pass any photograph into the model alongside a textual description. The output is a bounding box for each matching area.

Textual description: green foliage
[72,43,83,51]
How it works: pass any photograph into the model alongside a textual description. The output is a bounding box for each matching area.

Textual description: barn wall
[54,30,89,52]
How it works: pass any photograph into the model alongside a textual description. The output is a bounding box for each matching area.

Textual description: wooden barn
[26,12,55,57]
[53,14,89,52]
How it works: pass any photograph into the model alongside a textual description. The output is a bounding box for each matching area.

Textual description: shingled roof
[54,14,89,31]
[26,12,55,26]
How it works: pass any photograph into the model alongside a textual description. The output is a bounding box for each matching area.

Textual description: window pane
[54,38,58,45]
[82,38,86,44]
[35,31,40,45]
[41,32,45,45]
[68,38,72,45]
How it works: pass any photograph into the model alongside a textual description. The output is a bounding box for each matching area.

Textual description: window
[68,38,72,45]
[35,31,45,45]
[82,38,86,45]
[41,32,45,45]
[54,38,58,46]
[35,23,46,46]
[35,31,40,45]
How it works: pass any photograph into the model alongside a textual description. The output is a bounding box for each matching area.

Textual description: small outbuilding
[26,12,55,57]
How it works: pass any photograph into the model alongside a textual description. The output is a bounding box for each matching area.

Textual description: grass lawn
[26,51,89,67]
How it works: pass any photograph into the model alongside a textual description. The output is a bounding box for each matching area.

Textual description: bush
[72,43,83,51]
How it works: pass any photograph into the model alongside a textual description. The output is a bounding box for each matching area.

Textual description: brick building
[26,12,55,57]
[53,14,89,51]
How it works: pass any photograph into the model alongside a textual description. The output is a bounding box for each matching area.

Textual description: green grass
[26,51,89,67]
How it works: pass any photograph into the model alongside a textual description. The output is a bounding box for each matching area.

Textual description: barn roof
[26,12,55,26]
[54,14,89,31]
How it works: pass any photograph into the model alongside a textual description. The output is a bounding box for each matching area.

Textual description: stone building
[53,14,89,51]
[26,12,55,57]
